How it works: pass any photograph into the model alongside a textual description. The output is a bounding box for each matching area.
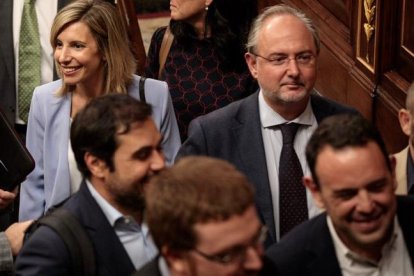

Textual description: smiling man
[262,114,414,276]
[15,94,164,275]
[177,4,358,245]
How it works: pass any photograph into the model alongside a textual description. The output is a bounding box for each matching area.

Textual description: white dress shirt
[328,216,414,276]
[259,90,321,241]
[86,180,158,270]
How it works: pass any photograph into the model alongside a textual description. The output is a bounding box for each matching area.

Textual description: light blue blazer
[19,75,181,220]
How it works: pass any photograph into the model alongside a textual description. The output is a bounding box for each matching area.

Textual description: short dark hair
[71,94,152,178]
[306,114,391,187]
[145,156,255,251]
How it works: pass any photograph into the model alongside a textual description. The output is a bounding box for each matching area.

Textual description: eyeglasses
[192,225,267,265]
[251,52,316,67]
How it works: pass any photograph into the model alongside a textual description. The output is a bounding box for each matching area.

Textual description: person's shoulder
[267,213,327,258]
[152,26,168,42]
[131,75,168,90]
[194,92,257,124]
[310,93,359,119]
[263,214,329,275]
[129,75,168,99]
[394,146,409,159]
[30,80,66,107]
[397,195,414,209]
[16,222,70,272]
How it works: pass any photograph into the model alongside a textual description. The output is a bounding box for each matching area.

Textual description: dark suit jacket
[0,0,70,124]
[261,196,414,276]
[133,256,162,276]
[15,181,136,276]
[177,92,359,245]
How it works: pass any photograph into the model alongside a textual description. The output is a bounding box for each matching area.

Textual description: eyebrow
[268,50,314,57]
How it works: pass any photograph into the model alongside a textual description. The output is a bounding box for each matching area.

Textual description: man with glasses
[178,4,358,246]
[134,156,264,276]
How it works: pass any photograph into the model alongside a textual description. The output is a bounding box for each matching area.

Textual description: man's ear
[303,176,325,210]
[245,52,258,79]
[162,246,190,276]
[84,152,107,178]
[398,108,411,136]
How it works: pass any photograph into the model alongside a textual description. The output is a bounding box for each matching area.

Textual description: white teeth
[62,67,79,73]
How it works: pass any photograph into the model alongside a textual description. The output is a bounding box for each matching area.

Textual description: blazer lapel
[77,182,136,275]
[304,214,342,276]
[396,196,414,266]
[233,92,276,243]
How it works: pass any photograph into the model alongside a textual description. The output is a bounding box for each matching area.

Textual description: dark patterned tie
[279,123,308,237]
[18,0,41,122]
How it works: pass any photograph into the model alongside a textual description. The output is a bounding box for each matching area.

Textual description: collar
[85,180,150,236]
[327,215,399,266]
[258,89,314,128]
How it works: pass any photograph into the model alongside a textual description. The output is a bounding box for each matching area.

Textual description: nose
[286,58,300,77]
[356,190,374,214]
[150,149,165,172]
[55,46,71,64]
[243,244,263,272]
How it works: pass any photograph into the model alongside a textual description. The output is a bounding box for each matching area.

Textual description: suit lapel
[77,182,136,275]
[232,93,276,242]
[304,214,342,276]
[0,0,15,83]
[396,196,414,266]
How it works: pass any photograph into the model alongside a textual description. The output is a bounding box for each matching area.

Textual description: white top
[328,216,414,276]
[13,0,57,123]
[68,119,82,194]
[259,90,321,241]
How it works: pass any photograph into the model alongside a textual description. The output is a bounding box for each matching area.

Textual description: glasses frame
[251,52,316,67]
[192,225,268,265]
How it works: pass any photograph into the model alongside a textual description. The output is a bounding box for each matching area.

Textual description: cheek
[258,66,284,84]
[302,68,317,83]
[325,199,354,220]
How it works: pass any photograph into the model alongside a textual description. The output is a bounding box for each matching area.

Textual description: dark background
[134,0,169,14]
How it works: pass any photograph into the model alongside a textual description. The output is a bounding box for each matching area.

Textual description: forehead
[193,206,260,251]
[115,119,160,150]
[315,142,390,190]
[257,14,315,54]
[58,21,93,40]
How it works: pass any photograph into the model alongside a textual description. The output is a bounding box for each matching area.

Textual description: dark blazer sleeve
[15,226,72,275]
[176,117,208,160]
[262,214,341,276]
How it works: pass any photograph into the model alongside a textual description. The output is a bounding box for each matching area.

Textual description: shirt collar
[327,215,399,266]
[86,179,124,227]
[258,89,314,128]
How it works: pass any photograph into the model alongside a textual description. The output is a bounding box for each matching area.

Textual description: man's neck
[264,96,310,121]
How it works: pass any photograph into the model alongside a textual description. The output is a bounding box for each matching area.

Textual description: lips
[352,213,383,233]
[61,66,81,75]
[282,82,304,88]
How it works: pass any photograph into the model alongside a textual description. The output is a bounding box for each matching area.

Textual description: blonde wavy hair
[51,0,136,95]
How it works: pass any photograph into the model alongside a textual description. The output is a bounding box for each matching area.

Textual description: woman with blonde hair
[19,0,180,221]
